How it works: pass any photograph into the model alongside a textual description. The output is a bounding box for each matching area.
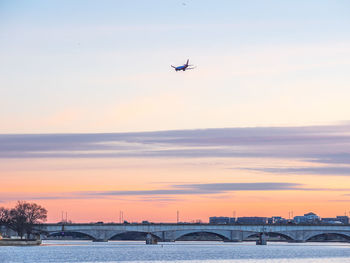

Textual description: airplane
[171,59,195,71]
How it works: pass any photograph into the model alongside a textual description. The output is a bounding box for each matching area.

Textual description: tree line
[0,201,47,239]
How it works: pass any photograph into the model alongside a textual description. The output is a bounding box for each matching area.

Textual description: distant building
[293,216,306,224]
[209,217,229,224]
[268,216,287,224]
[336,216,349,225]
[209,217,236,224]
[304,212,320,222]
[321,218,343,224]
[236,217,268,224]
[293,212,320,224]
[229,217,236,224]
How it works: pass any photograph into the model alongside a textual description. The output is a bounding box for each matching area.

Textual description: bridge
[38,223,350,244]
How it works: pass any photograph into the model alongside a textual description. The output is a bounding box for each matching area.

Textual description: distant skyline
[1,1,350,222]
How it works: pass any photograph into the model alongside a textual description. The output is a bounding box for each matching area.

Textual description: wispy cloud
[136,197,183,203]
[242,166,350,176]
[173,183,304,192]
[1,182,349,202]
[309,153,350,165]
[1,124,350,165]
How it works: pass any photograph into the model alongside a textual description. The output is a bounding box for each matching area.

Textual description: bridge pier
[256,233,267,245]
[288,240,306,243]
[93,239,108,242]
[146,233,158,245]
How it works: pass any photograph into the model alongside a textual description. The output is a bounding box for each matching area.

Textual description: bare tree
[0,207,10,236]
[6,201,47,239]
[24,202,48,238]
[0,207,10,225]
[9,202,27,239]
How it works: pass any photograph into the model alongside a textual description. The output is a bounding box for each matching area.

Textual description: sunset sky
[1,0,350,223]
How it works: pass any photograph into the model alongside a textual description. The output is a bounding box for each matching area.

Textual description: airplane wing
[171,65,176,68]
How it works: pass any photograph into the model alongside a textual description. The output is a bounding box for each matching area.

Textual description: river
[1,241,350,263]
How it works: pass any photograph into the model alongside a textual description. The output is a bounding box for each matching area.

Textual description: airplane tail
[186,59,189,65]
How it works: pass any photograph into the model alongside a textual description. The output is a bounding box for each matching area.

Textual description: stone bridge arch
[172,229,232,241]
[45,229,125,241]
[243,231,295,241]
[265,232,294,241]
[304,231,350,242]
[46,231,97,240]
[109,231,162,241]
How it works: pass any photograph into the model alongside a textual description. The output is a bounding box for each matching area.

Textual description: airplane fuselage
[175,65,188,71]
[172,59,192,71]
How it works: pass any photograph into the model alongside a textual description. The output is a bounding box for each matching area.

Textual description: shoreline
[0,239,42,246]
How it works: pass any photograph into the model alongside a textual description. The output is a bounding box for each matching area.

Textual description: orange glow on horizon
[1,157,349,223]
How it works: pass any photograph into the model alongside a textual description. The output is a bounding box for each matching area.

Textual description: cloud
[0,124,350,165]
[1,182,349,202]
[174,183,303,191]
[78,182,350,197]
[243,166,350,176]
[309,153,350,165]
[86,182,303,197]
[0,193,98,202]
[137,197,183,203]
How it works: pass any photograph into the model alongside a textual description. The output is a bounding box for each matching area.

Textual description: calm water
[1,241,350,263]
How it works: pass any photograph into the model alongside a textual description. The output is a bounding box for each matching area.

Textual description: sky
[0,0,350,223]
